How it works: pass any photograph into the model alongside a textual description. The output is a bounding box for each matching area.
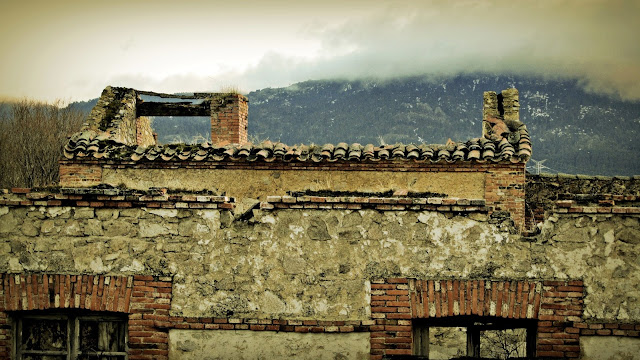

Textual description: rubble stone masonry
[1,186,639,358]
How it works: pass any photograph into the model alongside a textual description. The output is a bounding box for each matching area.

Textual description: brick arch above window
[409,279,542,320]
[1,274,133,313]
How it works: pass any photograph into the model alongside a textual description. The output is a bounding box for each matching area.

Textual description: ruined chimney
[210,94,249,145]
[482,88,519,138]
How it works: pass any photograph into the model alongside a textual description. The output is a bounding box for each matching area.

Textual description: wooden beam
[467,327,480,358]
[413,326,429,358]
[136,101,211,117]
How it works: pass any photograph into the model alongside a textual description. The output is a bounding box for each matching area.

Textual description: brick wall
[369,278,610,359]
[59,163,103,187]
[370,278,413,359]
[536,280,585,358]
[211,94,248,145]
[1,273,637,359]
[485,163,526,230]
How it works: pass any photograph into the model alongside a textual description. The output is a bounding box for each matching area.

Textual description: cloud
[222,0,640,100]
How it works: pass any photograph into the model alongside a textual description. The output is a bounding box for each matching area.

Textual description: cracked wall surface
[1,205,638,323]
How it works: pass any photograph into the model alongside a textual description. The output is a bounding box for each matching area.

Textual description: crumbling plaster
[168,330,370,360]
[1,205,638,323]
[101,168,485,201]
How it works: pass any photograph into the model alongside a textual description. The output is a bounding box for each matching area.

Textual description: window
[14,311,127,360]
[413,316,536,359]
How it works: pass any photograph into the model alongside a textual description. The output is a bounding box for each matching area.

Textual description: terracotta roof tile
[63,128,532,164]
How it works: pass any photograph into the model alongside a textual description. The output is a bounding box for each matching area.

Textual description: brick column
[485,163,526,230]
[0,274,9,359]
[211,94,248,145]
[369,278,413,359]
[128,275,173,360]
[536,280,585,358]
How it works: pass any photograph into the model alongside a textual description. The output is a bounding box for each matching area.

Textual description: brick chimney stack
[210,94,249,145]
[482,88,519,138]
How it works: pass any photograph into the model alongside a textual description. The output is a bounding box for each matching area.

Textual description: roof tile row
[63,128,531,164]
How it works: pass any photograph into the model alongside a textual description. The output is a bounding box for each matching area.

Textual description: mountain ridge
[68,74,640,176]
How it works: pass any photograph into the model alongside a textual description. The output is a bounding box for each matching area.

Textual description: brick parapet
[261,196,487,212]
[0,188,234,210]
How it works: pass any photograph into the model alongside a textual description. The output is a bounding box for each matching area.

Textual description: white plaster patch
[89,257,107,272]
[261,215,276,224]
[289,224,304,235]
[120,259,145,273]
[46,207,71,218]
[9,258,22,271]
[147,209,178,218]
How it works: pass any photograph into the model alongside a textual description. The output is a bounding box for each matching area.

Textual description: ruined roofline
[63,87,531,164]
[77,86,248,148]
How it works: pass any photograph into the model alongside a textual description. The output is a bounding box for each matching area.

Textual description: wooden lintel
[136,101,211,117]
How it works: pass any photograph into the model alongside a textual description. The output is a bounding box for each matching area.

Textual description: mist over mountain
[70,74,640,176]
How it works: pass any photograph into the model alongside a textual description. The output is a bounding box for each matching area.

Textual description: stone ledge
[157,317,371,333]
[0,188,234,210]
[260,196,487,212]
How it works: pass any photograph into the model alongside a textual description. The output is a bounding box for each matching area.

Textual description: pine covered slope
[247,75,640,176]
[68,74,640,176]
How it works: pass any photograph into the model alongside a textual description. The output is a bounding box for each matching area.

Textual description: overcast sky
[1,0,639,102]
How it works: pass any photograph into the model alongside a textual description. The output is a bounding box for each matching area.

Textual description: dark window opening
[138,94,211,145]
[412,316,536,360]
[13,310,127,360]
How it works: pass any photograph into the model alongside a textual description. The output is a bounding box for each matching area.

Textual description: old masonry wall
[0,188,639,359]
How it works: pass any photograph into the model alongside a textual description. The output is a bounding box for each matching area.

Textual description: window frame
[412,315,537,359]
[13,310,128,360]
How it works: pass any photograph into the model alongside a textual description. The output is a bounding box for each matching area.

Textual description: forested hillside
[247,75,640,176]
[70,74,640,176]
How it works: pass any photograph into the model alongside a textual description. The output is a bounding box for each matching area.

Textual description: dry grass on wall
[0,99,85,188]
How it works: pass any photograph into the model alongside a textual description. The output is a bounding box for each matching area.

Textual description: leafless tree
[0,99,85,188]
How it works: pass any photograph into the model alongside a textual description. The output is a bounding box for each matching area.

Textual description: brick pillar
[483,88,519,138]
[210,94,248,145]
[0,274,10,359]
[485,163,527,231]
[536,280,585,358]
[128,275,172,360]
[370,278,413,359]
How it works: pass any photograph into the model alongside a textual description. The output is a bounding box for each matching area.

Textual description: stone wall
[168,330,370,360]
[1,192,638,322]
[526,173,640,227]
[60,160,526,229]
[1,189,638,358]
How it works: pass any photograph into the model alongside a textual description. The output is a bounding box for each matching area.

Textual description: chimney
[210,94,249,145]
[482,88,519,137]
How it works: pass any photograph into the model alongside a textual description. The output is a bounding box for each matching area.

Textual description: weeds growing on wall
[0,99,85,188]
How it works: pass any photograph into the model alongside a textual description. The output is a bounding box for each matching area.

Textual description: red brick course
[3,272,633,359]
